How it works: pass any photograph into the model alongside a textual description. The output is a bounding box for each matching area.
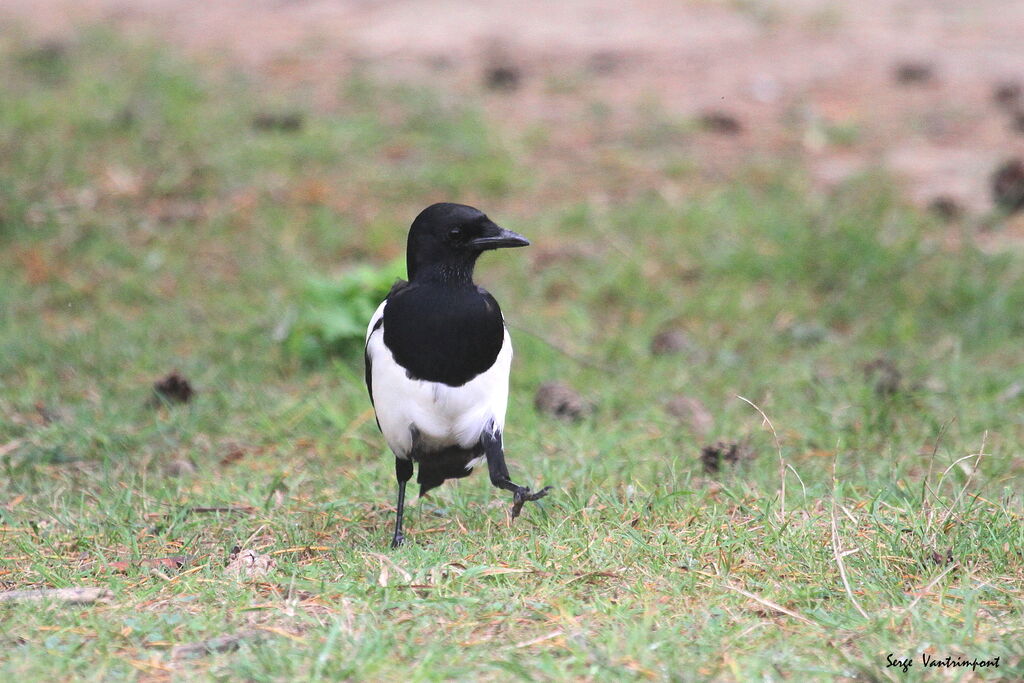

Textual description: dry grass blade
[366,553,412,587]
[736,395,788,520]
[515,630,564,648]
[938,432,988,530]
[903,563,959,615]
[921,419,953,534]
[831,459,871,620]
[0,440,23,458]
[720,581,822,629]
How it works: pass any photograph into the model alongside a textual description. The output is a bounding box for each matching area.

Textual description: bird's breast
[383,285,506,386]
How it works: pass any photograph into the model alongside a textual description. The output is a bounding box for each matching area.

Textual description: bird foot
[390,532,405,549]
[510,486,552,519]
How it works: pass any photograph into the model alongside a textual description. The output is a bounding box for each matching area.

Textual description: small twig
[0,586,113,605]
[831,459,870,620]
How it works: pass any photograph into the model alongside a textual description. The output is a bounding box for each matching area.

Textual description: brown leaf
[219,447,246,467]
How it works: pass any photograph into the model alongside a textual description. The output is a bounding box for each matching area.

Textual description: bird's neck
[411,259,478,288]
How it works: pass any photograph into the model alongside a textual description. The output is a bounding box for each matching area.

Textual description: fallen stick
[0,586,113,605]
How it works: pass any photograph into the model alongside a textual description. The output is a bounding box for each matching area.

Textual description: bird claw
[510,486,553,519]
[390,532,405,549]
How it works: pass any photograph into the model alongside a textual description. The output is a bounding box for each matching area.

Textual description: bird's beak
[469,224,531,250]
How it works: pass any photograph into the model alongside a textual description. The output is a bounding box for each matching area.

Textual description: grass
[2,29,1023,681]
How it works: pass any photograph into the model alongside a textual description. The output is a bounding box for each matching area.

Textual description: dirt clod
[698,110,742,134]
[928,195,964,222]
[1012,111,1024,136]
[864,357,902,396]
[165,458,197,477]
[534,381,589,421]
[893,60,935,85]
[991,158,1024,214]
[483,64,521,91]
[251,112,304,132]
[225,547,276,579]
[587,50,624,75]
[700,441,756,473]
[993,81,1022,109]
[650,328,693,355]
[664,396,713,435]
[152,371,194,404]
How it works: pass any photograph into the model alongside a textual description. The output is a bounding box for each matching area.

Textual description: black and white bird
[364,203,550,547]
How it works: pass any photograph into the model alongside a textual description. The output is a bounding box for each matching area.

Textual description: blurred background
[6,0,1024,214]
[2,2,1023,678]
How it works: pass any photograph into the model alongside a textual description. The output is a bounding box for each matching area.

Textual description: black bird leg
[392,457,414,548]
[482,428,551,518]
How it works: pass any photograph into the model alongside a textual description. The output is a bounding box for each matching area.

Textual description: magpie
[364,203,550,548]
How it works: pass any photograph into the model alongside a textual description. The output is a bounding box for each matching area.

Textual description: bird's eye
[448,227,462,240]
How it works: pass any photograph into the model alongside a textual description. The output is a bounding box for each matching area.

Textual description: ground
[5,0,1024,216]
[1,3,1023,682]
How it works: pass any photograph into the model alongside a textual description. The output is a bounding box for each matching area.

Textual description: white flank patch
[365,300,511,459]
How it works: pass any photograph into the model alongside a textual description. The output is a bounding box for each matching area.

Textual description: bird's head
[406,203,529,283]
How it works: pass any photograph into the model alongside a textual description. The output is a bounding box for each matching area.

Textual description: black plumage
[363,203,550,547]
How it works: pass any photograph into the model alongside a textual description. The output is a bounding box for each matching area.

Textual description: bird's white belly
[366,320,511,459]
